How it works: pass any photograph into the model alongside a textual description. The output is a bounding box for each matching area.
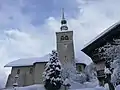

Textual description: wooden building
[81,21,120,85]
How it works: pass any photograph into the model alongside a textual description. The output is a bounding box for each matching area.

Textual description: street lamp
[13,74,19,90]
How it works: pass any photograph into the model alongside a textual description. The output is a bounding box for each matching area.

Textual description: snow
[75,51,92,65]
[3,84,45,90]
[5,51,90,67]
[2,84,105,90]
[12,83,18,86]
[4,54,50,67]
[116,85,120,90]
[43,50,62,89]
[104,83,109,90]
[2,83,120,90]
[83,21,120,48]
[63,78,70,85]
[104,67,111,74]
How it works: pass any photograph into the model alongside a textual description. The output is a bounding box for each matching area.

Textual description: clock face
[64,44,68,49]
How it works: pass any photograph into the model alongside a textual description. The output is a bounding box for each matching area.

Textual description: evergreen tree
[43,50,62,90]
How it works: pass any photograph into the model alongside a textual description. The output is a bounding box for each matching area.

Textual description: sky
[0,0,120,88]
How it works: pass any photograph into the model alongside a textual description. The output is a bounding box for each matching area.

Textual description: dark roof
[81,21,120,57]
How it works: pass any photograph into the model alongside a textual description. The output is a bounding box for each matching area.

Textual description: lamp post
[63,78,71,90]
[13,74,19,90]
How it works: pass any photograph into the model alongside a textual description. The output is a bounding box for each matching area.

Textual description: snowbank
[6,84,120,90]
[3,84,105,90]
[75,86,105,90]
[4,84,45,90]
[116,85,120,90]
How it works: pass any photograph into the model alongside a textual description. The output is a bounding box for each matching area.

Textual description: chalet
[81,21,120,85]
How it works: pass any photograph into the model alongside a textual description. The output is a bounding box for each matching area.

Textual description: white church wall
[6,66,34,87]
[34,62,46,84]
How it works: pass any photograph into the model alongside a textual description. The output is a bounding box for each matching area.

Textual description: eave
[81,21,120,58]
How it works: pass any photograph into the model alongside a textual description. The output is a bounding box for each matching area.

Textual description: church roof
[81,21,120,57]
[4,51,91,67]
[4,54,50,67]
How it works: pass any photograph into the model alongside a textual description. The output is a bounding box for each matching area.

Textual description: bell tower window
[61,36,64,40]
[65,35,69,40]
[61,35,69,40]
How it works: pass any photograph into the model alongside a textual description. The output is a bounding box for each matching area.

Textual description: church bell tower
[56,9,75,67]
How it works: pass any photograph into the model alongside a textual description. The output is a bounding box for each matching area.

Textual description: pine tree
[43,50,62,90]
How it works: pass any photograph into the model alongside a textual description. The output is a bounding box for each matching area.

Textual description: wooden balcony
[97,70,105,78]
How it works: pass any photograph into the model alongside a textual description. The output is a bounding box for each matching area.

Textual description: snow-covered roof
[84,21,120,48]
[5,51,91,67]
[4,54,50,67]
[75,51,92,65]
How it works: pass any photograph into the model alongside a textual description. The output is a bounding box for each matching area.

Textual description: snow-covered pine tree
[43,50,62,90]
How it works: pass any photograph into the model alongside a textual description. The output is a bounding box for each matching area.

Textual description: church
[4,11,86,88]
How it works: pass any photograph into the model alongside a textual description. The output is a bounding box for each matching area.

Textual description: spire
[62,8,65,19]
[60,8,68,31]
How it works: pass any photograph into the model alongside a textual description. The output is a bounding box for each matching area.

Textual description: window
[61,35,69,40]
[65,35,69,40]
[29,68,33,74]
[17,69,20,74]
[61,36,64,40]
[79,66,82,72]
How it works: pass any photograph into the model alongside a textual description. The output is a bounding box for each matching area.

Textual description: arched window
[17,69,20,74]
[61,36,64,40]
[65,35,69,40]
[29,68,33,74]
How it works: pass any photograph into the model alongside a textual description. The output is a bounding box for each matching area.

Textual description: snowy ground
[2,82,120,90]
[2,84,120,90]
[2,84,105,90]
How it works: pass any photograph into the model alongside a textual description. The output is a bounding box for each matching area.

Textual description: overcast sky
[0,0,120,88]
